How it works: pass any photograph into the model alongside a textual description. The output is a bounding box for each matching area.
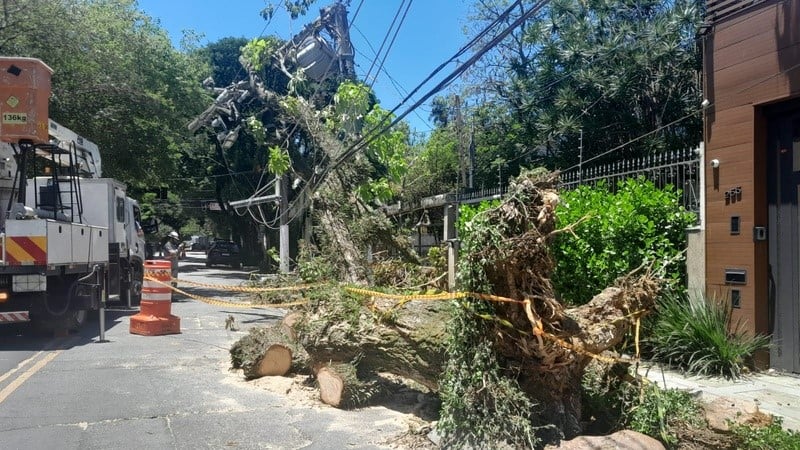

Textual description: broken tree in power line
[229,169,662,447]
[188,1,415,284]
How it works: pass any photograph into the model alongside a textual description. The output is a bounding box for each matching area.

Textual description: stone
[545,430,665,450]
[703,396,768,432]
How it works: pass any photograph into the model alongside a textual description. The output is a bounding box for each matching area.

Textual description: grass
[648,291,770,379]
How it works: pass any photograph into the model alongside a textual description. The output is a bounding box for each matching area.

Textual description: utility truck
[0,57,145,331]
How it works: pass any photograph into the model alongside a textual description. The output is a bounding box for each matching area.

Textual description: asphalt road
[0,252,417,449]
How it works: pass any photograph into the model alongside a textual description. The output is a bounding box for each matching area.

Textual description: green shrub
[731,418,800,450]
[649,292,770,379]
[552,178,695,305]
[626,383,704,447]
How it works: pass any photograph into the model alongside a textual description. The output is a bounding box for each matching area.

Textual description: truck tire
[33,274,93,333]
[32,309,88,333]
[121,263,143,307]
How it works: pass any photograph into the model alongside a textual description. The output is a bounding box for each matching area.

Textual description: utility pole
[454,94,467,188]
[227,174,289,274]
[278,174,290,273]
[331,1,355,80]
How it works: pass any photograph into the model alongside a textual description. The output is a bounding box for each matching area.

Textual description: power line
[364,0,407,83]
[331,0,548,173]
[368,0,413,89]
[561,106,705,172]
[244,0,543,225]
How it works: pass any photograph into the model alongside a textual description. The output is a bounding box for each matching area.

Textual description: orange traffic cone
[130,260,180,336]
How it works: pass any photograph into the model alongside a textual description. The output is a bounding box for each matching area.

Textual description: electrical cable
[239,0,538,228]
[350,0,365,25]
[265,0,546,225]
[364,0,407,83]
[368,0,413,89]
[560,106,706,172]
[330,0,548,174]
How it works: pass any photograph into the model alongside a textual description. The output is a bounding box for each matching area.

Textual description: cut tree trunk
[230,325,307,379]
[315,362,378,408]
[255,344,293,377]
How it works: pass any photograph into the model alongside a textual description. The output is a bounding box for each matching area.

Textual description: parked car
[206,240,242,269]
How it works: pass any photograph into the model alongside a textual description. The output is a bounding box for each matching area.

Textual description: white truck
[0,56,148,332]
[0,120,145,331]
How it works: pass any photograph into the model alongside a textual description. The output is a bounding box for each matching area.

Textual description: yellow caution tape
[144,276,641,365]
[344,286,641,365]
[173,277,323,293]
[143,276,308,309]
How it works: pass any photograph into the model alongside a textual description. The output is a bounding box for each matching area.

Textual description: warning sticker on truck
[2,112,27,124]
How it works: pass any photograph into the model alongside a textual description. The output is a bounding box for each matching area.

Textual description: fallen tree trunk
[296,291,449,391]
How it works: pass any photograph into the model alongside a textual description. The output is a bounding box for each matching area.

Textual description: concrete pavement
[640,364,800,431]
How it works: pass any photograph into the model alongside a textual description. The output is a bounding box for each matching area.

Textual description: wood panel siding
[704,0,800,337]
[706,0,768,25]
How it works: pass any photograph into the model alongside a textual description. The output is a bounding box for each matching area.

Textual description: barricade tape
[171,277,323,293]
[343,285,642,365]
[145,275,642,365]
[143,276,308,309]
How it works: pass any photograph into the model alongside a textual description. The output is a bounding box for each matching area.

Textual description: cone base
[129,313,181,336]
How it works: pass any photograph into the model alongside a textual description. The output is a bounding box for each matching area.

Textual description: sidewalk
[639,365,800,431]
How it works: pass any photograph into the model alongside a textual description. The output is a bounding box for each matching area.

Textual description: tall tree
[463,0,702,171]
[0,0,210,190]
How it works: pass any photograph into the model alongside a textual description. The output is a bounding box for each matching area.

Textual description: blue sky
[136,0,473,133]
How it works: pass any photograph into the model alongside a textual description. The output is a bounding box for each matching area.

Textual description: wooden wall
[704,0,800,334]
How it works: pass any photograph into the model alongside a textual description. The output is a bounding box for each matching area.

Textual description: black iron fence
[559,146,702,219]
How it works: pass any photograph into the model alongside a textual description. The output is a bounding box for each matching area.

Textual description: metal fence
[559,146,702,219]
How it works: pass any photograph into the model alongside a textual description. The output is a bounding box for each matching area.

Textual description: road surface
[0,252,425,449]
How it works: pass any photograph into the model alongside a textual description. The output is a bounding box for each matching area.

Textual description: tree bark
[298,295,449,391]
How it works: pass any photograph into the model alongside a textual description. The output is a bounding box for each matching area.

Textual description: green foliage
[241,36,280,72]
[439,199,538,448]
[268,146,291,175]
[731,418,800,450]
[552,178,695,305]
[626,384,704,447]
[455,199,500,237]
[334,80,371,134]
[439,303,539,449]
[401,128,460,202]
[649,292,771,379]
[297,242,337,283]
[463,0,702,172]
[0,0,210,187]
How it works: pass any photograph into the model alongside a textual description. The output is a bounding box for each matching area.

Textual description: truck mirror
[141,218,159,234]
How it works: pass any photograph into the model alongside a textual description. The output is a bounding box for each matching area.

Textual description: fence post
[444,203,458,292]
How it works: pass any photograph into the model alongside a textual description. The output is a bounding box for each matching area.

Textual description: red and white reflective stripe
[0,311,30,323]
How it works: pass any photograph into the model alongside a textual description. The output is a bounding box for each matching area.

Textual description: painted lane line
[0,350,45,385]
[0,350,61,405]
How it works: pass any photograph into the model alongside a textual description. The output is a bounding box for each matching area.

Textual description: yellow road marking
[0,350,61,405]
[0,350,44,385]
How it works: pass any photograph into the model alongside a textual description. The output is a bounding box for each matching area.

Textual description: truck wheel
[32,309,88,333]
[121,265,143,307]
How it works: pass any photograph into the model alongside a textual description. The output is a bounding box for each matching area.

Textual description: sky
[136,0,474,134]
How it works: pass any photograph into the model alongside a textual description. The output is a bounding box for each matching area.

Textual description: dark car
[206,240,242,269]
